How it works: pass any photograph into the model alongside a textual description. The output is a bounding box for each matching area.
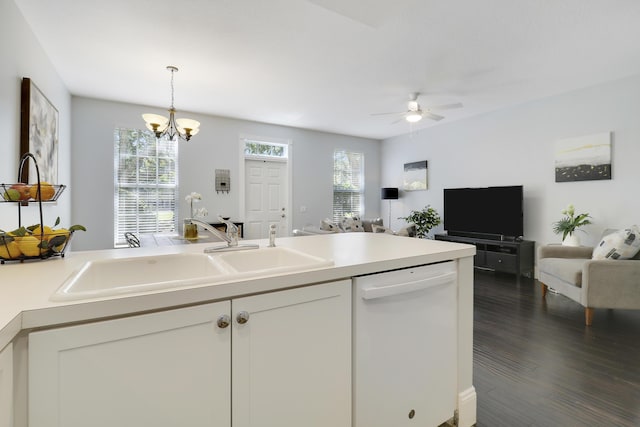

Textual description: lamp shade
[381,187,399,200]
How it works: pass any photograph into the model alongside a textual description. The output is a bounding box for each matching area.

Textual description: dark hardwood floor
[473,270,640,427]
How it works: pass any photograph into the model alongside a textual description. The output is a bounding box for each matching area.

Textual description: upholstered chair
[538,230,640,326]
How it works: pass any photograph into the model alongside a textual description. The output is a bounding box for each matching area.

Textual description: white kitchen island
[0,233,476,427]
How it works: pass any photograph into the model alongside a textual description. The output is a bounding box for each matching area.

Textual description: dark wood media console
[435,234,535,278]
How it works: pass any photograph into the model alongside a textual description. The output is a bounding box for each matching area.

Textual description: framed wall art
[403,160,428,191]
[20,77,59,184]
[555,132,611,182]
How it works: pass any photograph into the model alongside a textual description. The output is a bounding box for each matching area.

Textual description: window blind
[114,128,178,247]
[333,150,364,223]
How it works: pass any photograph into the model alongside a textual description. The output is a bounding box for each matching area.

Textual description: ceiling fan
[372,93,463,123]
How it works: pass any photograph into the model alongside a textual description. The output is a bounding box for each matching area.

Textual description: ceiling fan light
[405,112,422,123]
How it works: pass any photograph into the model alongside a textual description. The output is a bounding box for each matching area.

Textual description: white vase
[562,233,581,247]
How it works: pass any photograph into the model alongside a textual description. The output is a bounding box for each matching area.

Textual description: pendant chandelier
[142,66,200,142]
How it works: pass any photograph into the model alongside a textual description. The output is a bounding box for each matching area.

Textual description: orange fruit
[29,182,55,201]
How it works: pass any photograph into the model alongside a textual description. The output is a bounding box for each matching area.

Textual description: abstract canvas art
[20,78,59,184]
[403,161,428,191]
[555,132,611,182]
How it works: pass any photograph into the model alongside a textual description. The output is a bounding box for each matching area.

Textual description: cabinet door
[232,280,351,427]
[0,343,12,427]
[486,251,517,273]
[29,302,231,427]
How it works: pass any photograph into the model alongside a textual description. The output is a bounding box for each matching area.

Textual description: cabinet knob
[236,311,250,324]
[217,314,231,329]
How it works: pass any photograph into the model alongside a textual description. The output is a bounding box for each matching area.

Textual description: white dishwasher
[353,261,457,427]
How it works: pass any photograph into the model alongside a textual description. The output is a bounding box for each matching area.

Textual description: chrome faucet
[268,224,277,247]
[187,217,259,252]
[217,217,240,247]
[187,217,237,246]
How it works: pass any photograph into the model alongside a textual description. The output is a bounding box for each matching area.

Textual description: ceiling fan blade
[424,112,445,121]
[428,102,463,111]
[371,111,404,116]
[391,117,406,124]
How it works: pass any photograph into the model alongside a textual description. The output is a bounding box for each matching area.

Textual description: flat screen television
[444,185,524,239]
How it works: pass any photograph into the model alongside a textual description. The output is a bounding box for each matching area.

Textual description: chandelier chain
[170,68,175,109]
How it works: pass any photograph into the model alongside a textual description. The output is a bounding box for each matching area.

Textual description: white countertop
[0,233,474,351]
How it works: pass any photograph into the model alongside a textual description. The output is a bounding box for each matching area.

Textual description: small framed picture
[20,78,59,184]
[403,160,428,191]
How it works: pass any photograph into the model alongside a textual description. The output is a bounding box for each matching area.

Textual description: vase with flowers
[183,192,208,239]
[553,204,591,246]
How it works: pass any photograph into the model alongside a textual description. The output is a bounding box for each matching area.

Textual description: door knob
[217,314,230,329]
[236,311,250,324]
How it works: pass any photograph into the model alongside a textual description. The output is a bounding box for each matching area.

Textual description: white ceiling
[14,0,640,140]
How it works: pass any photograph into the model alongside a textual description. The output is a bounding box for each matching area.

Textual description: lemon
[7,231,22,242]
[0,239,21,259]
[17,235,45,257]
[32,225,54,240]
[29,182,55,201]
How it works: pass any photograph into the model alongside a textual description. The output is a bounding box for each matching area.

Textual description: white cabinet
[29,301,231,427]
[0,343,13,427]
[29,280,351,427]
[233,279,351,427]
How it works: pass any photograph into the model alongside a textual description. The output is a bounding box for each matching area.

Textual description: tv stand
[435,234,534,278]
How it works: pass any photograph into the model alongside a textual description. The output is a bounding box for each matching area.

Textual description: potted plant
[400,205,442,238]
[553,204,592,246]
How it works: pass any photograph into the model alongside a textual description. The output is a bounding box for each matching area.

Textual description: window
[243,138,288,160]
[333,150,364,223]
[114,128,178,247]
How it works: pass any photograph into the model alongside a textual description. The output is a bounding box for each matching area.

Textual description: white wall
[381,73,640,249]
[0,1,71,234]
[72,97,380,250]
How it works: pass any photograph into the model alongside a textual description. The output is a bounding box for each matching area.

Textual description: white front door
[244,159,288,239]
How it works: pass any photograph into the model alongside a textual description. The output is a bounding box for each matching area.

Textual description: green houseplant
[400,205,442,238]
[553,204,592,243]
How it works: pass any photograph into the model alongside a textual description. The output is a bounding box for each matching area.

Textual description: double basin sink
[52,247,333,301]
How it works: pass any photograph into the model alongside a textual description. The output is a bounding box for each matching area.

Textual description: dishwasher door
[353,261,457,427]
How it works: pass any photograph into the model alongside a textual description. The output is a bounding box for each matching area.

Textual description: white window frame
[243,138,289,161]
[113,128,179,248]
[333,150,364,223]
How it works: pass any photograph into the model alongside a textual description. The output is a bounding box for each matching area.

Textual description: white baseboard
[457,386,477,427]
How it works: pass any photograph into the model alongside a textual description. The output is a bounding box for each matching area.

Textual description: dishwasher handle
[361,271,456,300]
